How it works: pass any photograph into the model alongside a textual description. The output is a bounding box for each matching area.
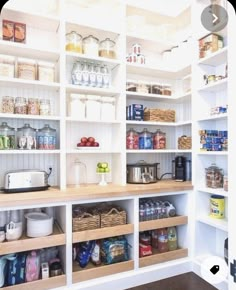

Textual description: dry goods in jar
[14,97,27,114]
[28,98,39,115]
[17,58,36,80]
[126,128,139,149]
[2,96,14,114]
[153,129,166,149]
[66,31,82,53]
[38,61,55,82]
[39,99,51,115]
[205,163,223,188]
[83,35,99,56]
[199,33,223,58]
[37,124,56,150]
[0,122,15,150]
[99,38,116,59]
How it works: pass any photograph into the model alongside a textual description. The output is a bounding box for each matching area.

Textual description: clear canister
[151,83,163,95]
[205,163,224,188]
[83,35,99,56]
[100,96,115,121]
[17,58,36,80]
[126,80,138,92]
[0,122,16,150]
[126,128,139,150]
[2,96,14,114]
[14,97,27,114]
[69,94,86,119]
[0,54,15,78]
[137,81,150,94]
[86,95,101,120]
[37,124,57,150]
[163,84,172,96]
[139,128,153,149]
[66,31,83,53]
[40,99,51,115]
[17,123,37,150]
[38,61,55,83]
[153,129,166,149]
[28,98,39,115]
[99,38,116,59]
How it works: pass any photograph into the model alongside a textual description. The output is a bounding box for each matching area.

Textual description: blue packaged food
[76,241,95,268]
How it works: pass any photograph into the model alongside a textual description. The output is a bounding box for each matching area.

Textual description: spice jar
[37,124,56,150]
[153,129,166,149]
[38,61,55,83]
[14,97,27,114]
[40,99,51,115]
[99,38,116,59]
[2,96,14,114]
[17,123,37,150]
[69,94,86,119]
[0,54,15,78]
[0,122,16,150]
[66,31,83,53]
[83,35,99,56]
[163,84,172,96]
[126,128,139,150]
[205,163,223,188]
[100,97,115,121]
[28,98,39,115]
[86,95,101,120]
[17,58,36,80]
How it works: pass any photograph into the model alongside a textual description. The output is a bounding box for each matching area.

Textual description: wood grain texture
[139,216,188,231]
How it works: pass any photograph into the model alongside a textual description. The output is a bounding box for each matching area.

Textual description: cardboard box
[2,20,14,41]
[14,22,26,43]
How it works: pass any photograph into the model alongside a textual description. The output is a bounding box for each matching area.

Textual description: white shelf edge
[197,216,228,232]
[197,151,228,156]
[67,150,121,154]
[198,47,228,65]
[66,117,120,124]
[126,91,191,101]
[126,120,192,126]
[0,150,61,155]
[198,78,227,92]
[0,113,60,121]
[66,84,120,96]
[197,114,228,122]
[126,32,175,47]
[126,149,192,153]
[197,187,228,197]
[0,77,60,88]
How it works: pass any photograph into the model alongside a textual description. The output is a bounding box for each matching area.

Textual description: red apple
[86,142,92,146]
[93,142,99,147]
[77,142,82,147]
[81,137,88,143]
[88,137,95,143]
[80,142,86,146]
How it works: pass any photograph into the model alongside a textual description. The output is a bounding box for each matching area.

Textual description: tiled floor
[127,272,218,290]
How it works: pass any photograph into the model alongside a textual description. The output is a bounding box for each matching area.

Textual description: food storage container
[37,124,57,150]
[1,96,14,114]
[153,129,166,149]
[83,35,99,56]
[0,122,16,150]
[0,54,15,78]
[210,195,225,219]
[126,80,138,92]
[126,128,139,150]
[66,31,83,53]
[17,123,37,150]
[40,99,51,115]
[25,212,53,238]
[132,43,141,55]
[205,163,223,188]
[38,61,55,82]
[223,175,228,191]
[28,98,39,115]
[14,97,27,114]
[69,94,86,119]
[199,33,224,58]
[101,96,115,121]
[151,83,162,95]
[137,81,150,94]
[99,38,116,59]
[17,58,36,80]
[86,95,101,120]
[162,84,172,96]
[139,128,153,149]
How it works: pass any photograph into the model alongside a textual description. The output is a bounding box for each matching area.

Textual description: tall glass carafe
[74,159,87,187]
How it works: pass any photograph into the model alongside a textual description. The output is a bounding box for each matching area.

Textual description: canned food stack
[199,130,228,151]
[126,43,145,65]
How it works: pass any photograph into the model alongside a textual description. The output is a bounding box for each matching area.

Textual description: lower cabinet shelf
[72,260,134,283]
[1,275,66,290]
[139,248,188,268]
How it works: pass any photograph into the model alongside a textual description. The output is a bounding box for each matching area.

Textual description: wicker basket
[100,208,127,228]
[178,136,192,149]
[144,108,175,122]
[72,212,100,232]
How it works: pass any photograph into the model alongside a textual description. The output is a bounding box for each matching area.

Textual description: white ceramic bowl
[6,222,23,241]
[25,212,53,238]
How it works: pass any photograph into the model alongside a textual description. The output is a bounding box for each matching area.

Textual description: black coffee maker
[174,156,186,182]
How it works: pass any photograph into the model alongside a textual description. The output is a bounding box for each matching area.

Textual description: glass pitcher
[74,159,87,187]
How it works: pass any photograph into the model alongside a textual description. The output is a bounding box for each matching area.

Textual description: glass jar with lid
[83,35,99,56]
[0,122,16,150]
[86,95,101,120]
[151,83,163,95]
[17,58,36,80]
[17,123,37,150]
[37,124,57,150]
[162,84,172,96]
[73,159,87,187]
[69,94,86,119]
[38,61,55,83]
[205,163,224,188]
[15,97,27,114]
[28,98,39,115]
[153,129,166,149]
[66,31,83,53]
[126,128,139,150]
[2,96,14,114]
[139,128,153,149]
[99,38,116,59]
[40,99,51,115]
[71,61,83,86]
[100,96,115,121]
[0,54,15,78]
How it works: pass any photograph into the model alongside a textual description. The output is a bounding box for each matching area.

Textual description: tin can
[132,43,141,55]
[137,54,145,65]
[210,195,225,219]
[130,53,137,63]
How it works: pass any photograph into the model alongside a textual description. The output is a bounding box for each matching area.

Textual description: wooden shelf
[139,248,188,268]
[0,113,60,121]
[1,275,66,290]
[198,47,227,66]
[0,222,66,255]
[73,260,134,283]
[73,224,134,243]
[139,216,188,232]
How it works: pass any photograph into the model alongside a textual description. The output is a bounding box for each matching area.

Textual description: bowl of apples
[96,162,110,186]
[76,137,100,149]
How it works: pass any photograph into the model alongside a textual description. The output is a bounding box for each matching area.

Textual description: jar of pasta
[28,98,39,115]
[17,58,36,80]
[38,61,55,82]
[2,96,14,114]
[40,99,51,115]
[15,97,27,114]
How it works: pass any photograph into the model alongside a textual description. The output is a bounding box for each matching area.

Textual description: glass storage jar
[99,38,116,59]
[100,96,115,121]
[0,54,15,78]
[137,81,150,94]
[151,83,162,95]
[28,98,39,115]
[71,61,83,86]
[69,94,86,119]
[38,61,55,83]
[37,124,57,150]
[82,35,99,56]
[14,97,27,114]
[126,128,139,150]
[17,58,36,80]
[86,95,101,120]
[66,31,83,53]
[73,159,87,187]
[126,80,138,92]
[0,122,16,150]
[153,129,166,149]
[40,99,51,115]
[17,123,37,150]
[162,84,172,96]
[205,163,224,188]
[139,128,153,149]
[2,96,14,114]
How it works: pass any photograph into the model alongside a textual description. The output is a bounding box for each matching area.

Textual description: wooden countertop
[0,180,193,208]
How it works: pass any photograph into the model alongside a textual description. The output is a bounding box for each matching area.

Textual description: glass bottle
[71,61,83,86]
[37,124,57,150]
[74,159,87,187]
[0,122,16,150]
[95,64,103,88]
[157,228,169,253]
[89,62,96,87]
[139,204,145,222]
[82,61,89,86]
[101,65,110,88]
[168,226,178,251]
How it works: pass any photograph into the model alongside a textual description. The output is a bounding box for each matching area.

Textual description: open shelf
[127,149,192,154]
[73,224,134,243]
[126,120,192,127]
[139,216,188,232]
[197,114,228,122]
[197,151,228,156]
[0,150,61,155]
[198,47,228,66]
[0,113,60,121]
[197,187,228,197]
[139,248,188,268]
[197,216,228,232]
[0,222,66,255]
[126,91,191,102]
[66,117,120,124]
[67,149,121,154]
[66,84,120,97]
[198,78,227,93]
[73,260,134,283]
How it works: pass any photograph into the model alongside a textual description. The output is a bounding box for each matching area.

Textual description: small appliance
[127,161,160,184]
[172,157,191,182]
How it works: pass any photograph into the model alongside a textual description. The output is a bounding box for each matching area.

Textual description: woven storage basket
[72,212,100,232]
[144,108,175,122]
[100,207,127,228]
[178,136,192,149]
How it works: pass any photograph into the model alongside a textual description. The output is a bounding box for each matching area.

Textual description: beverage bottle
[155,201,161,219]
[95,64,103,88]
[139,204,145,222]
[71,61,83,85]
[145,203,151,221]
[89,62,96,87]
[82,61,89,86]
[149,202,155,220]
[157,228,169,253]
[167,226,178,251]
[102,65,110,88]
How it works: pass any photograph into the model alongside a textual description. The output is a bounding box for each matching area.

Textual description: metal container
[127,161,160,184]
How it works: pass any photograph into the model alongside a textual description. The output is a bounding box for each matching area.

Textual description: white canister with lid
[86,95,101,120]
[69,94,86,119]
[101,97,115,121]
